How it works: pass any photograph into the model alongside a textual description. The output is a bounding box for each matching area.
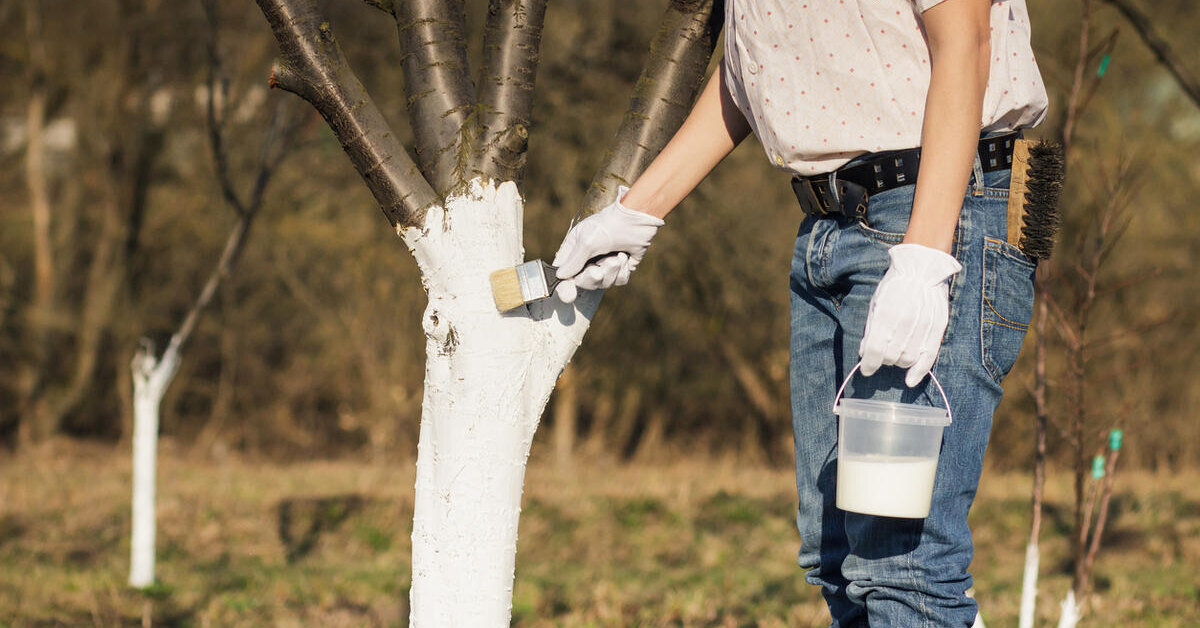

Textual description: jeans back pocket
[981,238,1036,382]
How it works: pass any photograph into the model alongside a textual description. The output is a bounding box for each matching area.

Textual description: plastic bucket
[833,362,952,518]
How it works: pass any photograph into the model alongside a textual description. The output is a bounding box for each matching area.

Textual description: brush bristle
[1019,141,1065,261]
[490,267,526,312]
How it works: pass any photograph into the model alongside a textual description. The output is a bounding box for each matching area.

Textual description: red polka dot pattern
[721,0,1049,175]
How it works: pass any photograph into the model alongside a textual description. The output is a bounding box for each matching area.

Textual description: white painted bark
[398,178,599,626]
[1019,541,1041,628]
[129,339,182,588]
[1056,589,1080,628]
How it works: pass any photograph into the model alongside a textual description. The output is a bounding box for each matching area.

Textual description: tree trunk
[553,365,578,471]
[402,179,597,623]
[129,341,179,588]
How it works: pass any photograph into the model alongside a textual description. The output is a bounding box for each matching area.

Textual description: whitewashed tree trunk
[1057,589,1080,628]
[128,340,181,588]
[1019,541,1041,628]
[399,179,598,623]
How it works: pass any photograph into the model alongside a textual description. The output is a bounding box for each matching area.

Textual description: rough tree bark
[129,2,297,586]
[254,0,723,623]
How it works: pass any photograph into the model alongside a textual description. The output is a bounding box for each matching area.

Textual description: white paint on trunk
[129,340,181,589]
[1056,589,1079,628]
[1019,541,1040,628]
[398,178,599,626]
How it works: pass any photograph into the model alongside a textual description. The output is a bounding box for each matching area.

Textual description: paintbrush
[490,260,561,312]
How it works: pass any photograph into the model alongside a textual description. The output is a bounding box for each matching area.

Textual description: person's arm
[859,0,992,385]
[621,63,753,218]
[550,63,752,301]
[903,0,992,252]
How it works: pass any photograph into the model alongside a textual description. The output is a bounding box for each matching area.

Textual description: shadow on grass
[276,494,367,563]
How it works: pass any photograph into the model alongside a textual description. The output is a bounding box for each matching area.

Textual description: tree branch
[1099,0,1200,109]
[476,0,549,184]
[394,0,478,194]
[256,0,437,229]
[169,4,305,365]
[582,0,725,214]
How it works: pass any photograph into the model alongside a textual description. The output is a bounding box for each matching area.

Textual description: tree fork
[257,0,436,229]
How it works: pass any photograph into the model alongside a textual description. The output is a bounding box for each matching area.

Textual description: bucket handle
[833,361,952,424]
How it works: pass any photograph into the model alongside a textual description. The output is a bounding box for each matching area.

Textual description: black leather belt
[790,131,1022,220]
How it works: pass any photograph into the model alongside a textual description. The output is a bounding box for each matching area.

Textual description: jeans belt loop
[827,172,841,208]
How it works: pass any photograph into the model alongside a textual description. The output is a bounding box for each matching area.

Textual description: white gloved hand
[552,186,664,304]
[860,243,963,387]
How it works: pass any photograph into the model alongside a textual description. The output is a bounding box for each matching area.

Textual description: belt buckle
[791,177,828,217]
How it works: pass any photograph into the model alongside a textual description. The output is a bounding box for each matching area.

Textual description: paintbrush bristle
[490,267,527,312]
[1019,140,1065,261]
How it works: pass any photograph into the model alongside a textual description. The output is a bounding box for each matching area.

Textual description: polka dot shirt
[722,0,1049,175]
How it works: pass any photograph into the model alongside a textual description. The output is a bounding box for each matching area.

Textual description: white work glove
[552,186,664,304]
[860,243,963,387]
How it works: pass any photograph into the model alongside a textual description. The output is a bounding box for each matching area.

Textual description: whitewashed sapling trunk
[129,341,179,588]
[1019,541,1040,628]
[253,0,721,623]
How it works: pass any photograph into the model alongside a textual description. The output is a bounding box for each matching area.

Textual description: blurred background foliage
[0,0,1196,470]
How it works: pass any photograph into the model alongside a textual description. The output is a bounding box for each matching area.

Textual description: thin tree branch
[477,0,549,184]
[582,0,725,214]
[256,0,437,229]
[204,0,246,217]
[168,56,301,365]
[1060,0,1093,156]
[1099,0,1200,109]
[394,0,478,194]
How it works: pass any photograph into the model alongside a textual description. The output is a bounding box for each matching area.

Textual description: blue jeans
[788,159,1036,627]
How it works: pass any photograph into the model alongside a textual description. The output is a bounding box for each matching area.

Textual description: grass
[0,440,1196,627]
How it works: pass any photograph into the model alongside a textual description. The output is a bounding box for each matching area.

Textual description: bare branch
[394,0,478,194]
[477,0,549,184]
[256,0,437,229]
[583,0,725,214]
[1099,0,1200,109]
[1060,0,1093,155]
[204,0,246,216]
[169,17,304,363]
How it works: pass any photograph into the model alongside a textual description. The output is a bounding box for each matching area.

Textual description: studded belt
[790,131,1022,220]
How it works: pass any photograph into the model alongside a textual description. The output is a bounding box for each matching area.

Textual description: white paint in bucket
[837,454,939,518]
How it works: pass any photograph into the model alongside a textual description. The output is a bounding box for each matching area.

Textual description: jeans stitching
[984,298,1031,329]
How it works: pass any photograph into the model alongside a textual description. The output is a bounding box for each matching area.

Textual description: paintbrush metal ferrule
[515,260,556,302]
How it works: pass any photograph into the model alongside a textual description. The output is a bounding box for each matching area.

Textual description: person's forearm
[621,65,753,219]
[905,0,992,253]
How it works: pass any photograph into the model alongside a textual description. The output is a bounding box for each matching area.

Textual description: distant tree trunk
[18,0,55,445]
[18,0,163,445]
[253,0,723,622]
[128,338,176,588]
[553,365,578,471]
[128,3,296,585]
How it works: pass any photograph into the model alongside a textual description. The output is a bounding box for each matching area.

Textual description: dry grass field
[0,441,1196,627]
